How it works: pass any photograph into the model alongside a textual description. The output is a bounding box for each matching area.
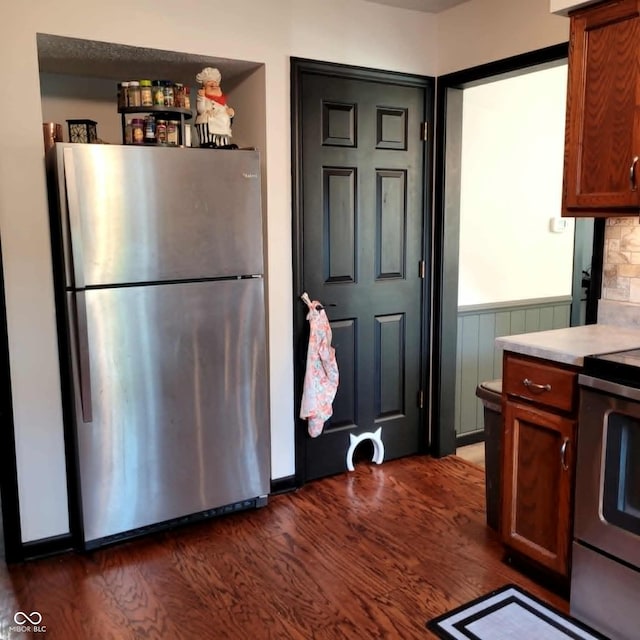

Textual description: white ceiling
[363,0,470,12]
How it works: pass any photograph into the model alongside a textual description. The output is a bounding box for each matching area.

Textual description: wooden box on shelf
[67,119,98,144]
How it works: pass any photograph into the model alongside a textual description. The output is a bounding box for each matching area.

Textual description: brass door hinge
[418,390,424,409]
[421,122,429,141]
[419,260,426,279]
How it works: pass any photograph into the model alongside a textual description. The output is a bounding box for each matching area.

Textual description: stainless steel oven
[572,349,640,640]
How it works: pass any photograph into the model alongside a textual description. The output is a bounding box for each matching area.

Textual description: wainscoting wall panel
[455,296,572,439]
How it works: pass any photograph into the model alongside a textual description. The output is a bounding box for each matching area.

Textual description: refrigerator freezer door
[68,278,270,543]
[61,144,263,287]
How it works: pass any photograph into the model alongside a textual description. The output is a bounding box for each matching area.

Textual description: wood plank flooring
[0,455,568,639]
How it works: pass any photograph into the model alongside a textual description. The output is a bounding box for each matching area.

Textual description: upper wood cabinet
[563,0,640,216]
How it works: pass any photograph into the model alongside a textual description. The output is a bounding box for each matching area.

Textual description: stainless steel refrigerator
[47,143,270,548]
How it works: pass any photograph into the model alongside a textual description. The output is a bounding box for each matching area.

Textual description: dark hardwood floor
[0,455,568,639]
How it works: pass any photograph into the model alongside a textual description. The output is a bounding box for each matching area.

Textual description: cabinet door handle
[560,437,570,472]
[522,378,551,393]
[630,156,639,191]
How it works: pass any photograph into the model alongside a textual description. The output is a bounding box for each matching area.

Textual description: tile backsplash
[602,217,640,302]
[600,217,640,327]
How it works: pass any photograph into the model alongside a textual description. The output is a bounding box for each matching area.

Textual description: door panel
[502,400,575,576]
[296,66,430,480]
[330,318,357,429]
[324,168,356,283]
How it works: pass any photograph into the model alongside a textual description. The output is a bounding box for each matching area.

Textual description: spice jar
[162,82,174,108]
[120,81,130,108]
[124,119,133,145]
[156,120,167,144]
[152,81,165,107]
[117,83,126,109]
[167,120,179,146]
[174,83,185,109]
[128,81,141,107]
[184,86,191,110]
[144,115,156,143]
[140,80,153,107]
[131,118,145,144]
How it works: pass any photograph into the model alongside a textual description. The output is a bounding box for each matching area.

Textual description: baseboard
[456,431,485,447]
[19,533,75,562]
[270,475,298,495]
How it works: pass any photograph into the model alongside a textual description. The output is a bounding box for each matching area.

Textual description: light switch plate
[550,217,568,233]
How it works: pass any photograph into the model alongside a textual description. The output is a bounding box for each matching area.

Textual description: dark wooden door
[501,400,576,577]
[293,61,431,481]
[564,0,640,214]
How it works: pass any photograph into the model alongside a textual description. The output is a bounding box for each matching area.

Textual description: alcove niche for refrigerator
[36,33,267,153]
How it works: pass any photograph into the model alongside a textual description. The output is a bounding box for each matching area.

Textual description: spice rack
[118,107,193,146]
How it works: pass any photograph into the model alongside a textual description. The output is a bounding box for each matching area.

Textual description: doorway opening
[433,43,604,466]
[455,60,574,465]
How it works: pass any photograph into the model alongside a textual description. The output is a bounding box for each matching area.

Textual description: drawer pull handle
[560,437,570,471]
[523,378,551,393]
[631,156,639,191]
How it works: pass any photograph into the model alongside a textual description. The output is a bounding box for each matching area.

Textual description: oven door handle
[560,437,570,472]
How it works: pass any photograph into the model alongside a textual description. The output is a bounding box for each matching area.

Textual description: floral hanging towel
[299,293,339,438]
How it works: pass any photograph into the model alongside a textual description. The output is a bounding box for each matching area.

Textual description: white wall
[1,0,437,542]
[457,64,574,306]
[437,0,569,74]
[40,75,122,144]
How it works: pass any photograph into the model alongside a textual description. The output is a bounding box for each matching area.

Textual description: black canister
[144,115,156,143]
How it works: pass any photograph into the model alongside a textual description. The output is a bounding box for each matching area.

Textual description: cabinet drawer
[504,354,578,413]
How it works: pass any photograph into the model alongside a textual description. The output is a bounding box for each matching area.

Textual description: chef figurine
[195,67,236,148]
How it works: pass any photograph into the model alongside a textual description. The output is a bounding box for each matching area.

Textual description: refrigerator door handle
[73,291,93,423]
[63,148,86,289]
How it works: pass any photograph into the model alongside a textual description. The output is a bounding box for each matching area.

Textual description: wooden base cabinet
[501,353,578,578]
[502,401,576,577]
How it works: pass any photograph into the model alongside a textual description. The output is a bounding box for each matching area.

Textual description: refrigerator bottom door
[69,278,270,543]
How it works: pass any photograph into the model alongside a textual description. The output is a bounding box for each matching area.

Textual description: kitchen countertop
[495,324,640,367]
